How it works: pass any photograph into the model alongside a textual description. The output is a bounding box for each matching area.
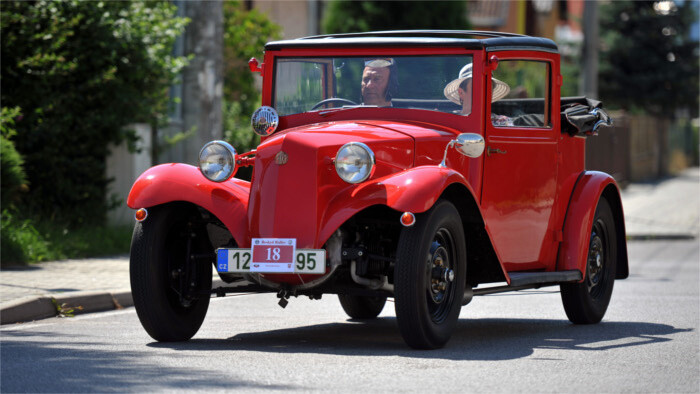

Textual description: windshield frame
[262,46,486,134]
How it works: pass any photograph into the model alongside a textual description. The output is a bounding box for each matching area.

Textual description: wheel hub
[428,243,452,303]
[587,232,604,290]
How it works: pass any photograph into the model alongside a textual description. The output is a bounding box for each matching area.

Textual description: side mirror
[439,133,485,167]
[454,133,485,158]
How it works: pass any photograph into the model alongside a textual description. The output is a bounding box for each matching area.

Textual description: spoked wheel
[130,203,212,341]
[394,200,466,349]
[338,295,387,319]
[561,198,617,324]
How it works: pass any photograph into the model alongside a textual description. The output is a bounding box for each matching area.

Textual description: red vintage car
[128,30,628,349]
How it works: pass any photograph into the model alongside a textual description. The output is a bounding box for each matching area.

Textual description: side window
[490,60,550,128]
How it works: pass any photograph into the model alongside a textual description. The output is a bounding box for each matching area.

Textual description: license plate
[216,248,326,274]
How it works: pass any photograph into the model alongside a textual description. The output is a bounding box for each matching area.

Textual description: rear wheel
[394,200,466,349]
[561,198,617,324]
[130,204,212,341]
[338,295,387,319]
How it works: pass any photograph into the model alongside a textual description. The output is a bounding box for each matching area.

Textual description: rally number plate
[216,248,326,274]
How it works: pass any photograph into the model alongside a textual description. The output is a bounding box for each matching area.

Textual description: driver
[361,58,398,107]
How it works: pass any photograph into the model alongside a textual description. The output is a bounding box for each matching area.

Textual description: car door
[480,55,559,272]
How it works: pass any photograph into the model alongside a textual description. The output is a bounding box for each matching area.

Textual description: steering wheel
[310,98,358,110]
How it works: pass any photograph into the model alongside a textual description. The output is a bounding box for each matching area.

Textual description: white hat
[443,63,510,105]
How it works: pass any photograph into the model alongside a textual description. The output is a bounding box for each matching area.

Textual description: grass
[1,210,133,266]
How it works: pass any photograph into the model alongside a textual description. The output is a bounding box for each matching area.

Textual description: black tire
[394,200,466,349]
[561,198,617,324]
[130,204,212,341]
[338,295,387,319]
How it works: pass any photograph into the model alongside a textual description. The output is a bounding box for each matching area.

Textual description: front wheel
[394,200,466,349]
[130,203,212,341]
[561,198,617,324]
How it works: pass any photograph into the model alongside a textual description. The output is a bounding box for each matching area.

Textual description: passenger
[361,58,398,107]
[443,63,513,126]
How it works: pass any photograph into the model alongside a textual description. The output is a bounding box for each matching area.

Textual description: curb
[626,233,697,241]
[0,280,226,325]
[0,289,133,325]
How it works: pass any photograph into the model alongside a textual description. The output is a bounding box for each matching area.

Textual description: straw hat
[443,63,510,105]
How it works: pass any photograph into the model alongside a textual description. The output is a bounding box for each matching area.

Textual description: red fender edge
[557,171,629,282]
[127,163,251,246]
[317,165,510,283]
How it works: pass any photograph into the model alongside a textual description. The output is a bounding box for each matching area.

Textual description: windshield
[273,55,474,117]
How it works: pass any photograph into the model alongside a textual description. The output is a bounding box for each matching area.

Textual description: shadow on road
[0,330,297,392]
[150,317,691,360]
[0,318,691,391]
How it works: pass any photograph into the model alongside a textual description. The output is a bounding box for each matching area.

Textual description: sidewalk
[1,167,698,324]
[621,167,699,239]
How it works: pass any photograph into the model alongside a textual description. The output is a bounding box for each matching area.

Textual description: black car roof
[265,30,559,53]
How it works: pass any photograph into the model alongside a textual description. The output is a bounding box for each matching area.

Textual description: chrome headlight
[199,141,237,182]
[251,106,279,136]
[335,142,375,184]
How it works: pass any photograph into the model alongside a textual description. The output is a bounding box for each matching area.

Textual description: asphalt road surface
[2,240,698,393]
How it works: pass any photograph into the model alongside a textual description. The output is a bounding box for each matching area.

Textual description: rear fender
[557,171,629,281]
[127,164,250,245]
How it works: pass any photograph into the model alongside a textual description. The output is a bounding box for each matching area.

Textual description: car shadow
[149,317,691,361]
[0,330,298,392]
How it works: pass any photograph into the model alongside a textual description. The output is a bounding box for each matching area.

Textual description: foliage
[1,210,50,265]
[323,1,470,34]
[1,107,28,209]
[52,298,83,317]
[1,209,132,265]
[0,1,189,226]
[222,1,281,160]
[557,39,582,98]
[223,99,258,155]
[598,0,699,118]
[493,60,549,98]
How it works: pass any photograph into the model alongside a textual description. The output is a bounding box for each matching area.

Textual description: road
[1,240,698,393]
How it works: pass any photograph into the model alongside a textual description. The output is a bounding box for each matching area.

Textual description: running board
[464,270,583,302]
[508,270,582,287]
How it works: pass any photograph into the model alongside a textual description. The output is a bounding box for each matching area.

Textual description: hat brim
[443,76,511,105]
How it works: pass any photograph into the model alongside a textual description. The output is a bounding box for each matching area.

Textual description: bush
[323,1,470,34]
[1,210,50,266]
[1,107,28,209]
[1,1,189,226]
[222,1,280,162]
[1,209,133,266]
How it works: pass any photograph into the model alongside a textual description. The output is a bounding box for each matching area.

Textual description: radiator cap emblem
[275,151,288,165]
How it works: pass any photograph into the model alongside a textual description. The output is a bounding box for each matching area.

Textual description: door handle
[487,147,507,157]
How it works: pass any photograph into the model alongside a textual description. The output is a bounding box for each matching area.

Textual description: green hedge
[1,1,188,226]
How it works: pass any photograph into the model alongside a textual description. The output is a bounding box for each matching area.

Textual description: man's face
[361,66,391,106]
[458,79,472,115]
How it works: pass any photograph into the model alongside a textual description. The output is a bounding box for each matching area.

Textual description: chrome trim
[251,106,279,136]
[335,142,375,184]
[198,140,238,182]
[400,212,416,227]
[454,133,485,158]
[486,46,559,54]
[135,208,148,222]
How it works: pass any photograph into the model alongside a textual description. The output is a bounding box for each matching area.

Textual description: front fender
[317,165,474,246]
[127,163,250,245]
[557,171,629,281]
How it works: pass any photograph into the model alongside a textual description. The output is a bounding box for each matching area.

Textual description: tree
[598,0,698,118]
[323,1,470,34]
[1,1,189,225]
[222,1,281,156]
